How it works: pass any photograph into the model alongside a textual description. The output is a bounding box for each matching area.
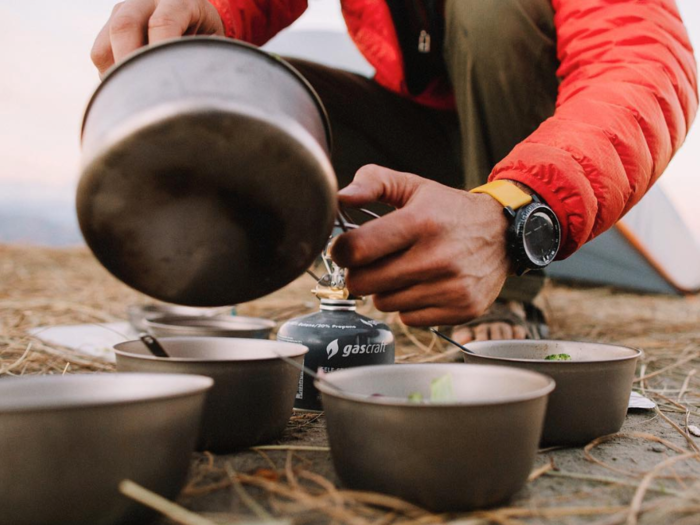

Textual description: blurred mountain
[0,199,82,246]
[0,214,82,245]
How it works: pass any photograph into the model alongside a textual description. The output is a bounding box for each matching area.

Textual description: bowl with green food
[461,340,642,446]
[316,363,554,511]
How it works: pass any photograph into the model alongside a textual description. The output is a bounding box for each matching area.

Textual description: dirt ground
[1,245,699,525]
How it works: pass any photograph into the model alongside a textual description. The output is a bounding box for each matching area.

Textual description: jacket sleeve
[208,0,308,46]
[489,0,698,258]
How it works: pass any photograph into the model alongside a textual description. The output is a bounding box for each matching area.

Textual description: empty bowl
[462,340,642,446]
[144,315,275,339]
[127,304,232,332]
[114,337,308,452]
[0,373,212,525]
[316,363,555,511]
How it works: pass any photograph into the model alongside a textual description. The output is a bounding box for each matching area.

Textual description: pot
[317,364,554,511]
[114,337,308,452]
[462,340,642,446]
[78,37,336,306]
[128,304,233,332]
[0,373,212,525]
[144,314,275,339]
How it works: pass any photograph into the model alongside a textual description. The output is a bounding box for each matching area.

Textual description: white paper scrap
[30,322,138,364]
[628,391,656,410]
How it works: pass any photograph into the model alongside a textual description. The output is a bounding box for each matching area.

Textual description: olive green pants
[288,0,559,303]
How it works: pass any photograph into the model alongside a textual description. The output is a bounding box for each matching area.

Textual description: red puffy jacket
[209,0,697,258]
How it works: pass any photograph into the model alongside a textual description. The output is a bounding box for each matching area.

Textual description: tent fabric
[546,184,700,294]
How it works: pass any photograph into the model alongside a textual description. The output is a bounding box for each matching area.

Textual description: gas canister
[277,298,395,411]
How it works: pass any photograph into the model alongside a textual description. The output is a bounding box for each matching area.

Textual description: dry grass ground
[1,244,699,525]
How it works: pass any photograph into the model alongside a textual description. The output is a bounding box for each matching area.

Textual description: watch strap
[470,180,532,210]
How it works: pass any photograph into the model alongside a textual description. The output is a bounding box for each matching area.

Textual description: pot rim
[81,36,332,150]
[144,314,276,332]
[462,340,643,364]
[114,336,309,363]
[315,363,556,408]
[0,373,213,414]
[128,304,232,315]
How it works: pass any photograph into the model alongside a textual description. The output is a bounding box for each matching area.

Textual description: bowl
[316,364,554,511]
[462,340,642,446]
[114,337,308,452]
[0,373,212,525]
[127,304,232,332]
[144,315,275,339]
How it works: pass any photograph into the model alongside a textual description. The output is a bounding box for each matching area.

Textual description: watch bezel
[506,201,561,275]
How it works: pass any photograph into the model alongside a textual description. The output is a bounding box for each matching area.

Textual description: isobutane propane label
[277,306,395,411]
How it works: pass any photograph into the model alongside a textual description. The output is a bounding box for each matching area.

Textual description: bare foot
[452,300,532,343]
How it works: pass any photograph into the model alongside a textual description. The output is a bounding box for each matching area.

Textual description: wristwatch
[470,180,561,275]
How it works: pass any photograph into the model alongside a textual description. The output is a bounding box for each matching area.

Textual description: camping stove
[277,222,395,411]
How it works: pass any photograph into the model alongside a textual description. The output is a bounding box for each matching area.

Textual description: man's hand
[330,165,511,327]
[91,0,225,77]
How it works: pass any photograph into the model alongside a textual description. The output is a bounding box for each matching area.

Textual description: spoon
[139,333,171,358]
[430,328,477,356]
[271,351,347,395]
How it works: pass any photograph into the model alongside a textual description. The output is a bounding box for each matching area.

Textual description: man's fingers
[330,208,420,268]
[372,277,479,316]
[110,0,156,63]
[346,246,457,296]
[338,164,425,209]
[93,0,223,76]
[332,165,438,268]
[373,283,443,313]
[193,0,226,35]
[91,2,123,76]
[148,0,192,44]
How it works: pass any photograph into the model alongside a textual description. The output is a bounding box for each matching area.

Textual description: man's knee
[444,0,556,61]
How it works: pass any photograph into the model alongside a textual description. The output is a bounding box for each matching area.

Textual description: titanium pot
[128,304,233,332]
[114,337,308,452]
[462,340,642,446]
[78,37,336,307]
[317,364,555,512]
[144,314,275,339]
[0,373,212,525]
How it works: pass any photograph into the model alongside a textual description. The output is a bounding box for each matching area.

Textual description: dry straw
[2,245,700,525]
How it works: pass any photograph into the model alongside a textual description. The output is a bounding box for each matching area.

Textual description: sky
[0,0,699,240]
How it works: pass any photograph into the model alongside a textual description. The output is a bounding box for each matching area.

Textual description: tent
[265,29,700,295]
[546,184,700,294]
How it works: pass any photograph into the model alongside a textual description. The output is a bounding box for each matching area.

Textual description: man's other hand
[91,0,225,77]
[331,165,511,327]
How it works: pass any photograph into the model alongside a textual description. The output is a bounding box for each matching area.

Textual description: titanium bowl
[144,315,275,339]
[316,363,555,512]
[127,304,232,332]
[0,373,212,525]
[462,340,642,446]
[114,337,308,452]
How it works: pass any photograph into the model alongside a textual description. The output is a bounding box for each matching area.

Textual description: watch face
[523,209,559,265]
